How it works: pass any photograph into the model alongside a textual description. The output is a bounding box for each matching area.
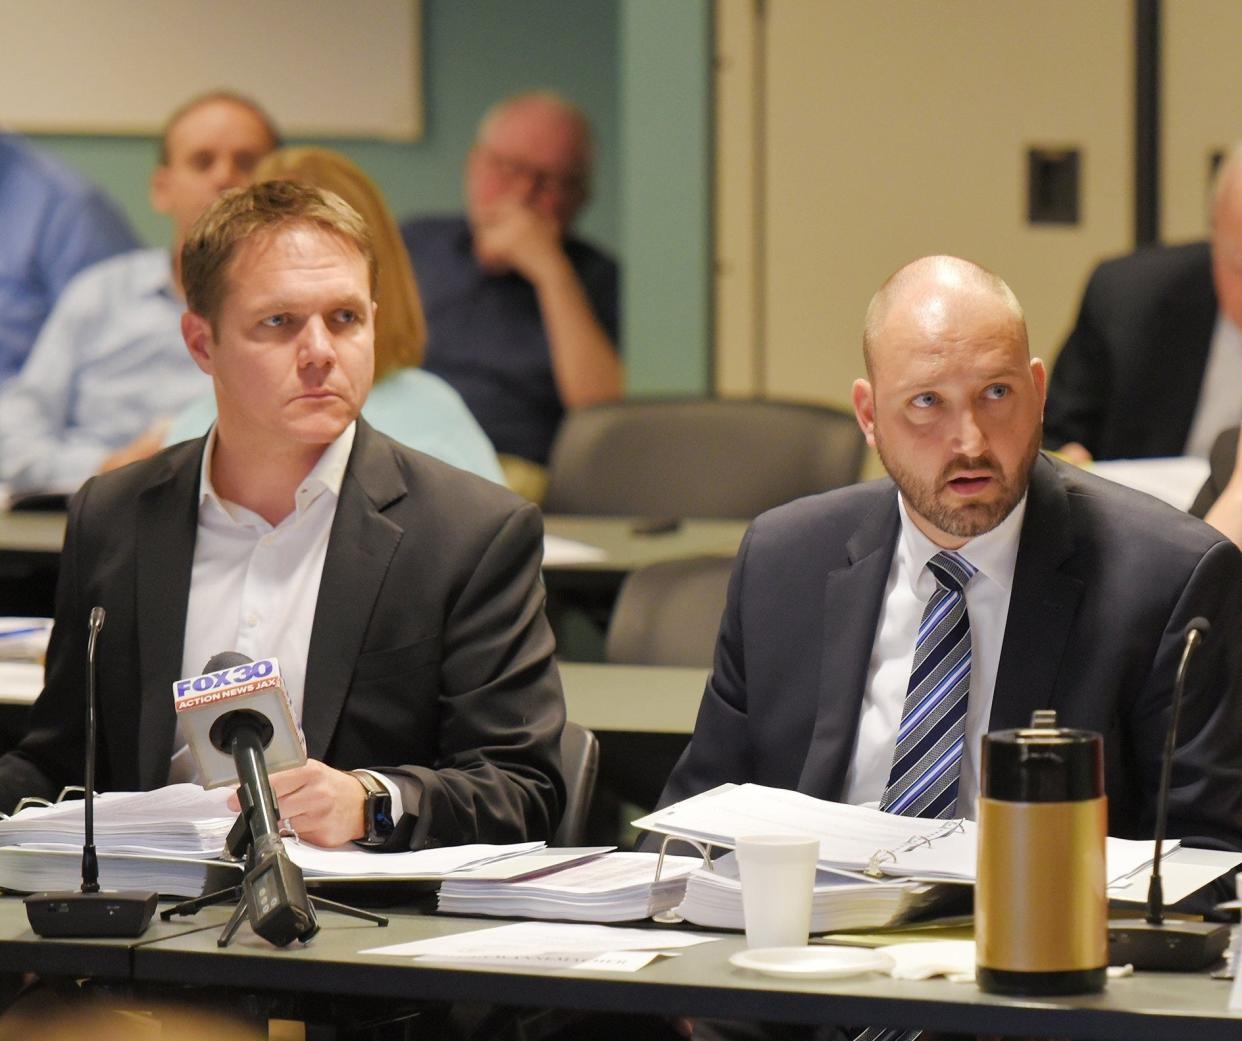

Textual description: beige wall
[1163,1,1242,241]
[716,0,1134,417]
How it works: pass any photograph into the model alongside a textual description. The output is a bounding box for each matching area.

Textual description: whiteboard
[1,0,422,141]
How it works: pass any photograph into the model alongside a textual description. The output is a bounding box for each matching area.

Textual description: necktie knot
[927,550,976,595]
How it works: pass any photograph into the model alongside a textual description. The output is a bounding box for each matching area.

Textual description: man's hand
[472,200,567,283]
[99,418,171,473]
[227,758,366,848]
[1052,441,1093,466]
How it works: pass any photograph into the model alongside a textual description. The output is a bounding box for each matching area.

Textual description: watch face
[366,792,394,842]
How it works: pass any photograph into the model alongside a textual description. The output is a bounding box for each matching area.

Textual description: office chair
[552,721,599,847]
[543,397,866,518]
[604,555,734,668]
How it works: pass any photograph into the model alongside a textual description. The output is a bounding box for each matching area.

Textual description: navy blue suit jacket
[659,455,1242,857]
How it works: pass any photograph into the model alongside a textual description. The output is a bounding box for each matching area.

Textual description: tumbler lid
[982,709,1104,802]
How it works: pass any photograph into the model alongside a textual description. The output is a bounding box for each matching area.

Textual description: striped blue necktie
[854,553,978,1041]
[879,549,977,820]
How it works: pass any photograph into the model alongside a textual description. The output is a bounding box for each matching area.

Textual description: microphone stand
[1107,618,1231,970]
[25,607,158,937]
[162,716,386,947]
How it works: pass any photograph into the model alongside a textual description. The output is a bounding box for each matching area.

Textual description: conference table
[0,898,1239,1039]
[0,661,704,739]
[0,509,747,623]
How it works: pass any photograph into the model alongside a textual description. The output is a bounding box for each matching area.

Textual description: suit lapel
[302,422,406,760]
[135,443,203,790]
[797,489,900,799]
[990,455,1084,730]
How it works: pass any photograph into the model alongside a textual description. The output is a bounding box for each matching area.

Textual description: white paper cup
[734,834,820,949]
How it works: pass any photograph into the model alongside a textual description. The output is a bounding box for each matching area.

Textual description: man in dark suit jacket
[1043,241,1217,461]
[659,256,1242,860]
[0,180,564,850]
[1045,147,1242,463]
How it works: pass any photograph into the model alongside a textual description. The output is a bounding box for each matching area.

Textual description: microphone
[1108,617,1231,970]
[25,607,158,937]
[187,652,316,947]
[174,653,305,788]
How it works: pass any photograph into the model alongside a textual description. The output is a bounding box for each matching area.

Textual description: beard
[875,423,1042,540]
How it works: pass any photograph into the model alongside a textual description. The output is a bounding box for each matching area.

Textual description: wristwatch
[351,770,395,847]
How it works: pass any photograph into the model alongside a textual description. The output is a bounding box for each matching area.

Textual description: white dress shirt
[841,493,1026,819]
[168,423,407,817]
[1185,313,1242,459]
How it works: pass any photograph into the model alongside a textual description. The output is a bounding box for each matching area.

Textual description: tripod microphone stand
[163,716,386,947]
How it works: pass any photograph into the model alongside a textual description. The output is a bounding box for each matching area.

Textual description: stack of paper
[0,618,53,663]
[636,783,1242,899]
[0,784,239,896]
[0,784,236,855]
[673,852,963,933]
[437,851,702,922]
[287,840,563,880]
[0,847,241,897]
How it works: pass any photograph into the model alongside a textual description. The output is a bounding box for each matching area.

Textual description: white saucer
[729,946,895,979]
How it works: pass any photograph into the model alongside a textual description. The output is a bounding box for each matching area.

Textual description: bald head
[851,255,1045,548]
[863,256,1027,383]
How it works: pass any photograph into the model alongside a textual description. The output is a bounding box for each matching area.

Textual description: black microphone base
[25,890,158,938]
[1108,918,1231,970]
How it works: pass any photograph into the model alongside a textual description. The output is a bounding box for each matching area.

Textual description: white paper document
[1089,457,1210,512]
[0,617,52,663]
[542,535,608,566]
[361,920,717,971]
[0,784,235,855]
[0,661,42,704]
[438,850,700,922]
[285,840,546,879]
[636,783,1239,895]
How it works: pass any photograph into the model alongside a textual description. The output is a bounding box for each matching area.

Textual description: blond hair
[181,179,376,332]
[252,147,426,375]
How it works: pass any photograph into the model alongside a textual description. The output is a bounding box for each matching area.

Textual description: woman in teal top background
[165,147,504,485]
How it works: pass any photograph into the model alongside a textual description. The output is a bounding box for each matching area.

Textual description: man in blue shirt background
[0,92,278,495]
[0,132,137,385]
[401,91,621,468]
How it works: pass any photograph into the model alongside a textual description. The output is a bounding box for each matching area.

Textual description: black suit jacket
[0,420,565,849]
[659,455,1242,855]
[1044,242,1217,460]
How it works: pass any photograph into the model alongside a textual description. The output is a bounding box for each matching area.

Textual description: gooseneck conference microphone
[25,607,158,937]
[1107,617,1231,970]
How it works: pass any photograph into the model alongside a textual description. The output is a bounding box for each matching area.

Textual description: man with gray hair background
[401,91,621,471]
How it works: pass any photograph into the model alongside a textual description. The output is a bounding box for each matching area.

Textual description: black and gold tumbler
[976,708,1107,995]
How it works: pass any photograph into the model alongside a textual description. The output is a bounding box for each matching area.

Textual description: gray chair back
[605,555,735,667]
[552,721,600,847]
[543,397,865,518]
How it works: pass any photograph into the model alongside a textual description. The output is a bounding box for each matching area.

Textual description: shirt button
[245,613,259,627]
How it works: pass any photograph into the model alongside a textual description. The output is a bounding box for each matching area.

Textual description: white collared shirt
[841,492,1026,819]
[1185,312,1242,458]
[169,422,356,783]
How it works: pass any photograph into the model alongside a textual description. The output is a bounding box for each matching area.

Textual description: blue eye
[912,392,938,408]
[260,314,288,328]
[334,309,357,324]
[984,384,1010,399]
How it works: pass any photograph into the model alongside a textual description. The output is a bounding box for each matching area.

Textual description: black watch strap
[351,770,395,847]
